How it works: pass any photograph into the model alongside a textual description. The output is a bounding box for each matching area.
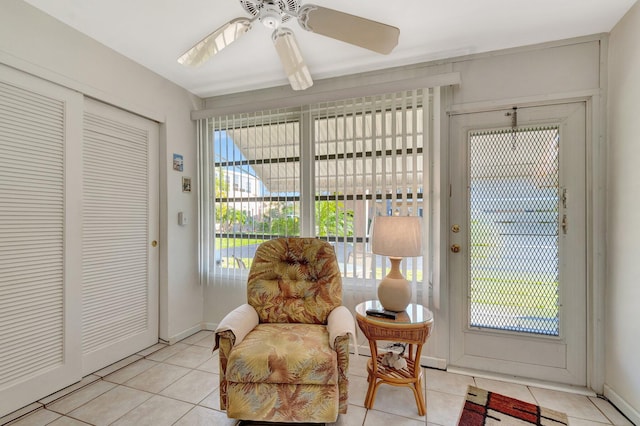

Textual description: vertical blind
[311,91,429,303]
[201,108,303,285]
[199,89,432,306]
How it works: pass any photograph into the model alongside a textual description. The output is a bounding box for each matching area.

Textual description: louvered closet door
[81,99,158,374]
[0,65,83,417]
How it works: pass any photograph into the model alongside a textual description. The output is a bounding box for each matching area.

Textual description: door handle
[151,240,158,247]
[451,244,460,253]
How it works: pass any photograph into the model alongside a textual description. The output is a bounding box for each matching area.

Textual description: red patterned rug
[458,386,569,425]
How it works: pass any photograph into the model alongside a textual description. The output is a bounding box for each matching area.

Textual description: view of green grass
[471,271,559,318]
[215,237,263,249]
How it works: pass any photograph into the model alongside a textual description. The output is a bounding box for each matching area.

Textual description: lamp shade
[371,216,422,258]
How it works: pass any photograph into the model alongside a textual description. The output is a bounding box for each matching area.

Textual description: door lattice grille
[468,127,560,336]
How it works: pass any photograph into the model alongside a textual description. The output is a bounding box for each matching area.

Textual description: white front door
[449,103,587,385]
[81,99,159,374]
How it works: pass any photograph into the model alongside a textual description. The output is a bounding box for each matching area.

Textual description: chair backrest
[247,237,343,324]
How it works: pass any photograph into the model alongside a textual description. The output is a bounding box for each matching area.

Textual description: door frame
[443,96,605,392]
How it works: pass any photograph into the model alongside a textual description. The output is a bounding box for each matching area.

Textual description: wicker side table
[355,300,434,416]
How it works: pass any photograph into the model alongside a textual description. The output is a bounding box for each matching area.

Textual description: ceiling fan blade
[298,5,399,55]
[272,28,313,91]
[178,17,252,66]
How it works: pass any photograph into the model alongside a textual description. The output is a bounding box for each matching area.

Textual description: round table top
[355,300,433,325]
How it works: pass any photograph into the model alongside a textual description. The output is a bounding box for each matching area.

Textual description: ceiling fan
[177,0,400,91]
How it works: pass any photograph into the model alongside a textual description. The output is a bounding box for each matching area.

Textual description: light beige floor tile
[195,352,219,374]
[181,330,213,345]
[145,342,190,362]
[426,389,465,426]
[7,409,60,426]
[567,417,611,425]
[124,363,190,393]
[163,345,213,369]
[193,333,215,348]
[159,370,217,404]
[136,343,168,357]
[328,405,367,426]
[48,416,91,425]
[589,397,633,425]
[349,354,371,378]
[363,409,426,426]
[367,382,426,420]
[530,387,610,423]
[6,350,626,426]
[198,387,221,411]
[173,406,237,426]
[47,381,116,414]
[39,376,101,405]
[1,403,43,425]
[110,395,193,426]
[473,377,537,404]
[347,374,370,408]
[93,355,142,377]
[104,359,158,384]
[68,386,152,426]
[425,369,475,397]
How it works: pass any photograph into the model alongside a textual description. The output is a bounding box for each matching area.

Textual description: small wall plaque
[182,177,191,193]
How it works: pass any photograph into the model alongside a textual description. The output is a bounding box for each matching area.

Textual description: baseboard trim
[203,322,218,331]
[447,366,597,397]
[603,384,640,425]
[167,324,204,345]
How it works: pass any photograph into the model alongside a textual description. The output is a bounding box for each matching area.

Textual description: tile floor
[2,330,633,426]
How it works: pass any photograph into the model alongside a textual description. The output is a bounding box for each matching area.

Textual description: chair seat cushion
[227,323,338,385]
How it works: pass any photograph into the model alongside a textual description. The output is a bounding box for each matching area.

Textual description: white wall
[605,1,640,422]
[0,0,203,342]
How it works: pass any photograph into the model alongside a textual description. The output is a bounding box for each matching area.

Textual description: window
[199,89,434,305]
[311,93,427,298]
[207,110,302,274]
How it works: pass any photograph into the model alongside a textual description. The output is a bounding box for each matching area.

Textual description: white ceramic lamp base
[377,257,411,312]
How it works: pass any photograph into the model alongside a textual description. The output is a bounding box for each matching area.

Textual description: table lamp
[371,215,422,312]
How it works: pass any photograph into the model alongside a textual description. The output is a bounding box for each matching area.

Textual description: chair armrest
[327,306,356,353]
[214,303,259,350]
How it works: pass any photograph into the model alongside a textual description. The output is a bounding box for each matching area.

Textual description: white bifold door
[0,65,159,417]
[81,98,159,375]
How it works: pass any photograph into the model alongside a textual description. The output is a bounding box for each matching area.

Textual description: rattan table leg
[412,380,426,416]
[364,377,377,408]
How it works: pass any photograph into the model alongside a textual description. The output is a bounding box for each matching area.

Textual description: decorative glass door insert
[469,126,560,336]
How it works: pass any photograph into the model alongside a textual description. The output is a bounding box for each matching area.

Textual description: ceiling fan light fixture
[260,4,283,29]
[179,1,398,89]
[272,28,313,91]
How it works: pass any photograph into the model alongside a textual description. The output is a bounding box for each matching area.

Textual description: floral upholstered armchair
[214,237,356,423]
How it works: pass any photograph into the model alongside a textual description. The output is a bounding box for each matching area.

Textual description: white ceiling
[24,0,637,98]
